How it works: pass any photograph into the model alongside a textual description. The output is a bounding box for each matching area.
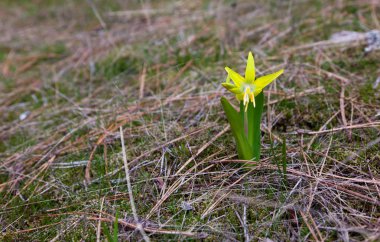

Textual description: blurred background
[0,0,379,241]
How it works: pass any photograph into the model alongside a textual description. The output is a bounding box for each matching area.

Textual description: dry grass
[0,0,380,241]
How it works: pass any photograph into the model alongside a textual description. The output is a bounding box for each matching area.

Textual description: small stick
[120,127,150,242]
[6,222,62,234]
[243,205,250,242]
[293,121,380,135]
[300,211,321,242]
[96,196,105,242]
[339,83,351,139]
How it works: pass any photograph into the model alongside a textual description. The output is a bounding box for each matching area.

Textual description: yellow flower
[222,52,284,111]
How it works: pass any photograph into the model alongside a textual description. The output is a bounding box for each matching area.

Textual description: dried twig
[120,127,150,241]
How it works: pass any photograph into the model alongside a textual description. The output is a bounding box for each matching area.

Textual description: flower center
[243,84,256,111]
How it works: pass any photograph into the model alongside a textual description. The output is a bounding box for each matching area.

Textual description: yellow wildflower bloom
[222,52,284,111]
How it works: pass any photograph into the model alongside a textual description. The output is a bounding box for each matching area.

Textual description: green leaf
[113,211,119,242]
[221,97,253,160]
[247,92,264,161]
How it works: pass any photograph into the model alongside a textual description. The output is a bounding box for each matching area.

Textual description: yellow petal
[236,93,244,101]
[225,75,231,83]
[225,67,244,87]
[222,83,242,94]
[222,82,236,89]
[230,87,242,94]
[254,69,284,89]
[253,88,263,97]
[245,52,255,82]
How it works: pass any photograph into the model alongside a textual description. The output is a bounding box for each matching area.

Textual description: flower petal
[236,93,244,101]
[225,74,231,83]
[222,83,242,94]
[230,87,242,94]
[225,67,244,87]
[254,69,284,89]
[253,88,263,97]
[222,82,236,89]
[245,52,255,82]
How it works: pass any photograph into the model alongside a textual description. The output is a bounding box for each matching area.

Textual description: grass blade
[282,136,287,183]
[113,211,119,242]
[102,222,112,242]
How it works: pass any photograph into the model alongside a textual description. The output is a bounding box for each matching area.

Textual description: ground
[0,0,380,241]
